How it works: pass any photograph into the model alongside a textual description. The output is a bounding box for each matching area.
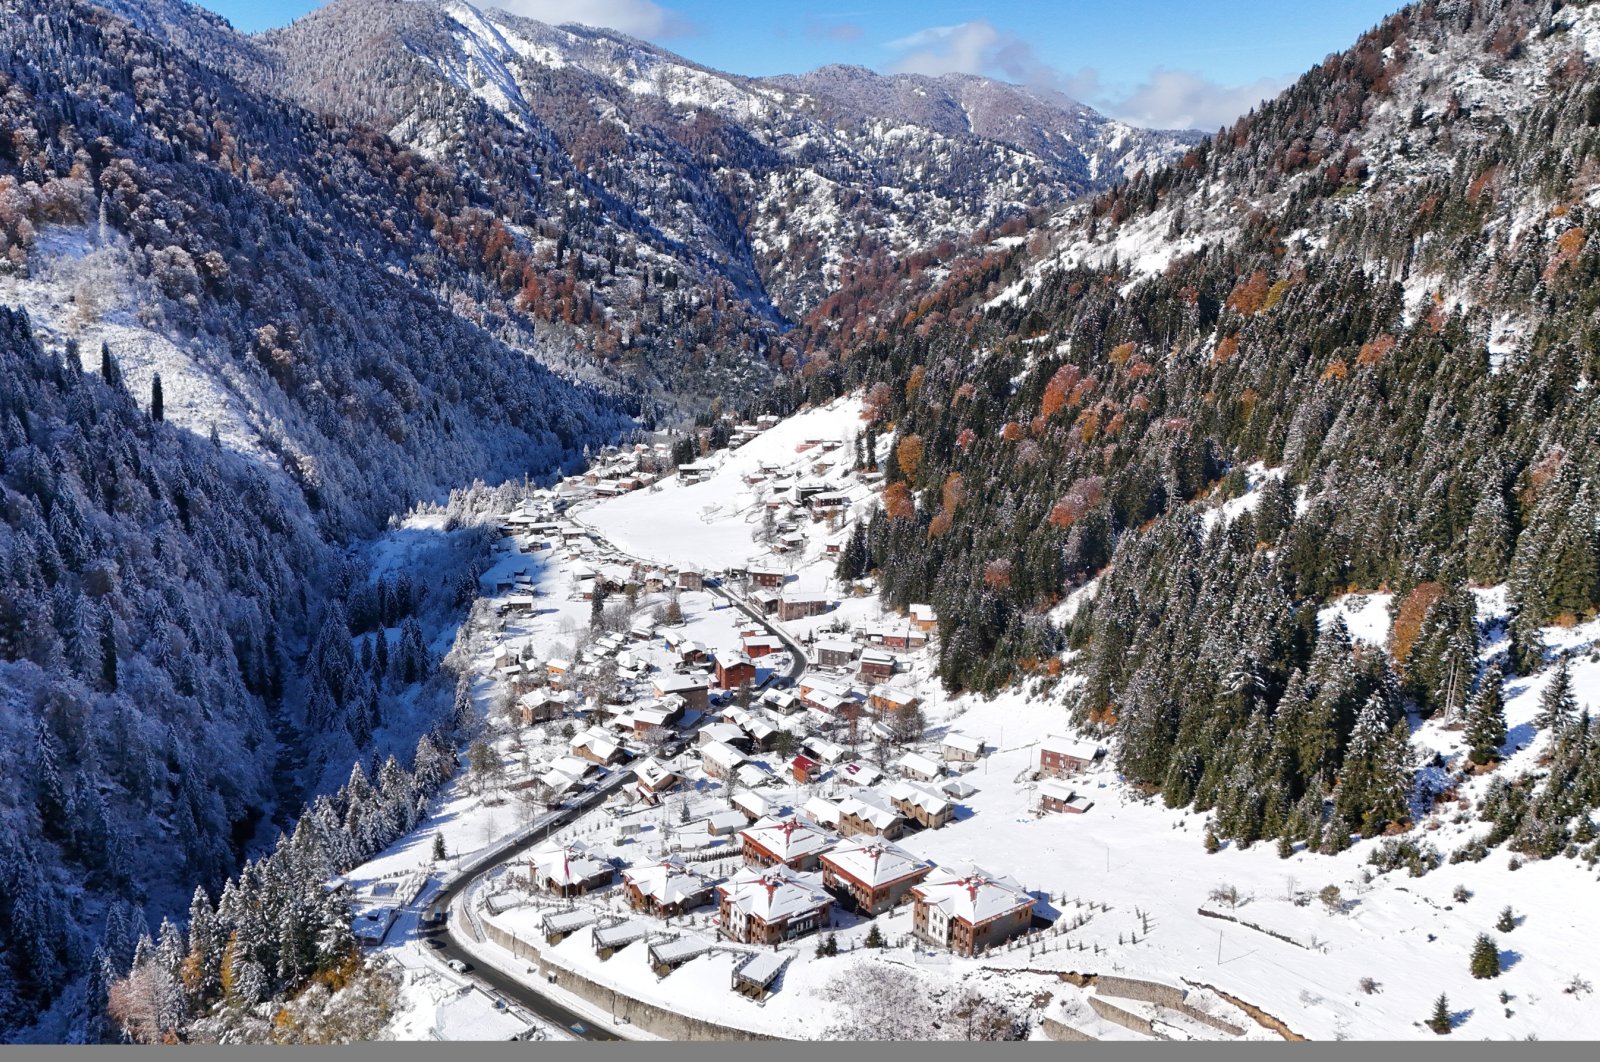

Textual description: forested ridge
[788,0,1600,854]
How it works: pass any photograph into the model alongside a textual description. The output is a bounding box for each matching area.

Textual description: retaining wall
[1041,1016,1098,1042]
[481,920,776,1041]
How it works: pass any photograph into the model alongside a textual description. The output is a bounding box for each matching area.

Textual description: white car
[448,960,468,974]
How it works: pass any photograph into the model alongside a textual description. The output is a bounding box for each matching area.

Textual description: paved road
[428,774,630,1040]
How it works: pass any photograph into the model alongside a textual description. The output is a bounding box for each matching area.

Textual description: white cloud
[886,20,1080,93]
[884,20,1287,132]
[495,0,693,38]
[1103,68,1290,132]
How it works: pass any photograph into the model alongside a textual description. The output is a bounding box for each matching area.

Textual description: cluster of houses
[521,813,1044,959]
[716,813,1042,955]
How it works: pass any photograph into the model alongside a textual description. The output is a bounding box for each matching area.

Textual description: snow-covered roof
[910,604,937,623]
[655,673,710,693]
[802,796,842,826]
[593,919,651,948]
[700,721,747,745]
[707,808,748,832]
[1040,734,1102,761]
[895,751,943,778]
[912,864,1035,927]
[839,760,884,786]
[1039,780,1078,802]
[886,781,953,816]
[740,816,836,860]
[530,840,611,886]
[431,985,533,1041]
[835,793,901,830]
[623,858,716,908]
[820,839,931,887]
[632,757,679,788]
[942,733,984,755]
[700,740,746,771]
[718,865,831,922]
[716,649,753,668]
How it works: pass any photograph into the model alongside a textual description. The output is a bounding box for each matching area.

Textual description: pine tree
[864,924,885,949]
[99,605,118,692]
[1426,992,1452,1034]
[1469,933,1500,979]
[1495,905,1516,932]
[432,833,447,862]
[1463,665,1507,766]
[150,373,164,422]
[1536,658,1577,733]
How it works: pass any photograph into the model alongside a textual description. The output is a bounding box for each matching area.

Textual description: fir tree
[1426,993,1452,1034]
[1469,933,1500,979]
[1536,658,1577,733]
[1496,906,1516,933]
[150,373,164,422]
[1463,665,1507,766]
[432,833,447,862]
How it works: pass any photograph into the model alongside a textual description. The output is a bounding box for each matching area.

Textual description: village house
[1038,735,1104,778]
[653,673,710,713]
[778,593,831,622]
[886,781,955,830]
[1038,780,1095,815]
[871,686,922,717]
[751,590,781,615]
[518,690,568,726]
[803,736,847,765]
[837,760,885,788]
[748,567,788,590]
[909,604,938,632]
[819,839,933,916]
[739,816,837,871]
[911,864,1037,957]
[813,639,858,669]
[622,858,716,918]
[714,650,757,691]
[570,729,627,767]
[733,790,771,821]
[678,567,704,592]
[790,753,822,784]
[742,635,784,659]
[699,721,750,749]
[858,650,895,683]
[706,808,748,837]
[699,740,745,782]
[893,750,943,784]
[763,690,802,715]
[529,840,614,897]
[941,733,985,763]
[835,793,906,840]
[631,757,680,805]
[717,865,833,945]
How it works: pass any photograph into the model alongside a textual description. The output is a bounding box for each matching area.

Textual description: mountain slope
[257,0,1198,320]
[792,0,1600,858]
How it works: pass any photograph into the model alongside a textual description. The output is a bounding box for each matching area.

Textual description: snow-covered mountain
[255,0,1198,318]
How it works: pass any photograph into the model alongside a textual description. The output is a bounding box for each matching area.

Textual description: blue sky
[198,0,1404,130]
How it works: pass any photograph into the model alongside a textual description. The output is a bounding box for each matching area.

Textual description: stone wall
[1092,975,1244,1036]
[1087,996,1162,1038]
[1093,975,1186,1008]
[481,920,777,1041]
[1041,1016,1098,1042]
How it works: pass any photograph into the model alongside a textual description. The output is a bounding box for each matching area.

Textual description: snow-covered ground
[341,393,1600,1042]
